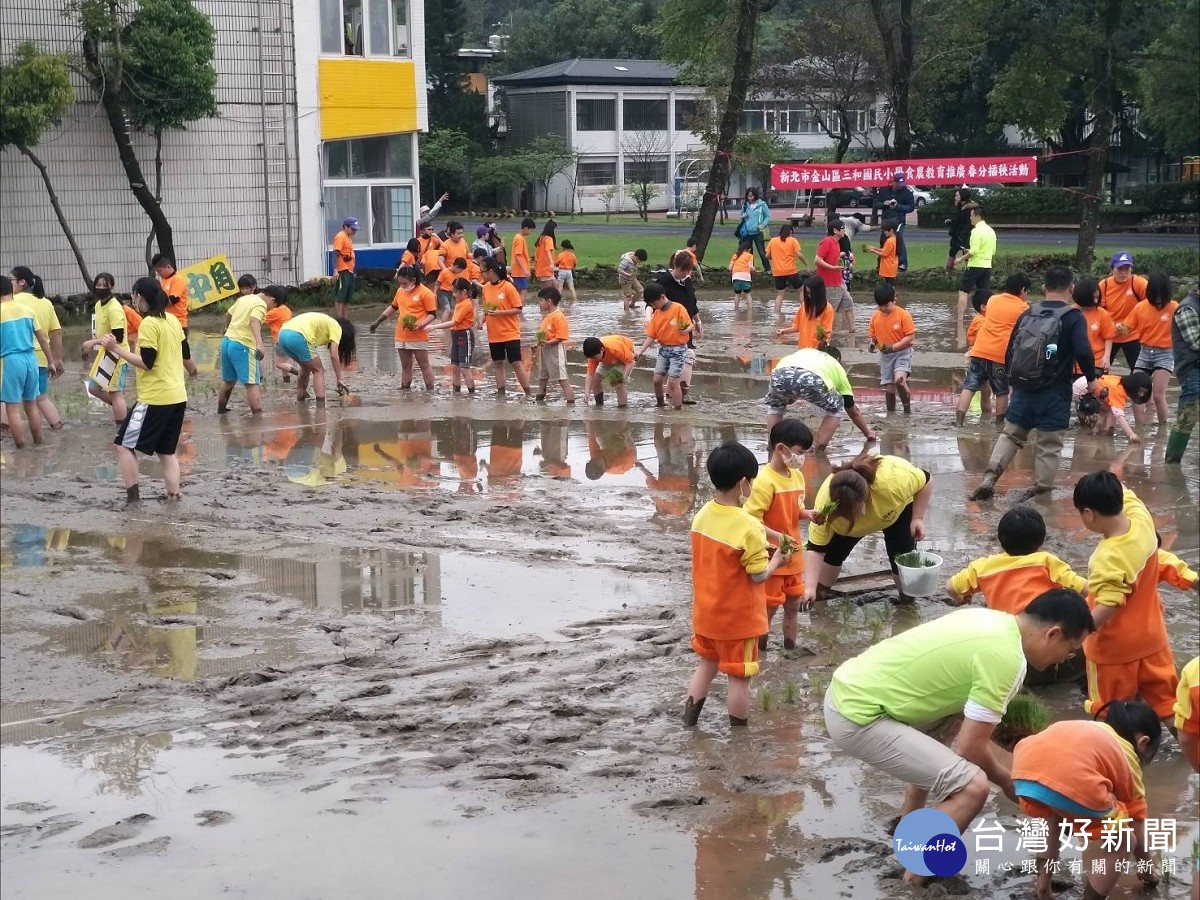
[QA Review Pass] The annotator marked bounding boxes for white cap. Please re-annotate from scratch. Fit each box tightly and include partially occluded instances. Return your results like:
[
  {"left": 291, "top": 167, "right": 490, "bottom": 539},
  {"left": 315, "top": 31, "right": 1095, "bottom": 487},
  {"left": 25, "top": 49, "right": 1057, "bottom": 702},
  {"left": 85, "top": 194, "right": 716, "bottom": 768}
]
[{"left": 419, "top": 205, "right": 430, "bottom": 215}]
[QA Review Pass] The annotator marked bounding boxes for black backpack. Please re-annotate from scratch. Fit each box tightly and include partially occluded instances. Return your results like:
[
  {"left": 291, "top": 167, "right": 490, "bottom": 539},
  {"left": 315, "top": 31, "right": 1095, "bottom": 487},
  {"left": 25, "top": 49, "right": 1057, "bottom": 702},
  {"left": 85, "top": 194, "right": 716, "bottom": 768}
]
[{"left": 1008, "top": 303, "right": 1073, "bottom": 390}]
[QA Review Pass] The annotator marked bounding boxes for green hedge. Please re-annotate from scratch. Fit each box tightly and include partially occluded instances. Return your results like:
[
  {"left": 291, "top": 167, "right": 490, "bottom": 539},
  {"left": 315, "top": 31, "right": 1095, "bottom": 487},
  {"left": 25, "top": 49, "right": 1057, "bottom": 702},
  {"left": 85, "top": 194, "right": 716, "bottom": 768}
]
[
  {"left": 1116, "top": 181, "right": 1200, "bottom": 215},
  {"left": 919, "top": 182, "right": 1200, "bottom": 228}
]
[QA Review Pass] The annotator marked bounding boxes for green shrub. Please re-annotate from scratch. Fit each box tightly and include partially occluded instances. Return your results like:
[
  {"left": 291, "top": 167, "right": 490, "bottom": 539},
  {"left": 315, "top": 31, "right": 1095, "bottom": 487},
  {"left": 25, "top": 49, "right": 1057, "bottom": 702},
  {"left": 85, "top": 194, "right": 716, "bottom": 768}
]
[{"left": 1115, "top": 181, "right": 1200, "bottom": 215}]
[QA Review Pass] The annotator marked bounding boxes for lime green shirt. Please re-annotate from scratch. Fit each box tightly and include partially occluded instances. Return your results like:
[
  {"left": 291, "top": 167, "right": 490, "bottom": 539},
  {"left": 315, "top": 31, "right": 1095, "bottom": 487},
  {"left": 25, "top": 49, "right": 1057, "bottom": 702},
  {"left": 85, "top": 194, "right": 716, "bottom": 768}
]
[
  {"left": 778, "top": 348, "right": 853, "bottom": 396},
  {"left": 969, "top": 220, "right": 997, "bottom": 268},
  {"left": 829, "top": 608, "right": 1026, "bottom": 728}
]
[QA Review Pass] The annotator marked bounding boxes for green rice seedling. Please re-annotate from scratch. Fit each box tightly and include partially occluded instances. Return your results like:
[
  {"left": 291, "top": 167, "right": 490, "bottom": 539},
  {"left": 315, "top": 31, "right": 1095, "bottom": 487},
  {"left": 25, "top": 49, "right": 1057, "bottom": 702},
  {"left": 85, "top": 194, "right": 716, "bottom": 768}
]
[
  {"left": 604, "top": 367, "right": 625, "bottom": 386},
  {"left": 535, "top": 329, "right": 547, "bottom": 345},
  {"left": 895, "top": 551, "right": 939, "bottom": 568},
  {"left": 401, "top": 314, "right": 418, "bottom": 330},
  {"left": 994, "top": 693, "right": 1050, "bottom": 749},
  {"left": 760, "top": 689, "right": 773, "bottom": 711},
  {"left": 783, "top": 682, "right": 798, "bottom": 704},
  {"left": 808, "top": 671, "right": 827, "bottom": 697}
]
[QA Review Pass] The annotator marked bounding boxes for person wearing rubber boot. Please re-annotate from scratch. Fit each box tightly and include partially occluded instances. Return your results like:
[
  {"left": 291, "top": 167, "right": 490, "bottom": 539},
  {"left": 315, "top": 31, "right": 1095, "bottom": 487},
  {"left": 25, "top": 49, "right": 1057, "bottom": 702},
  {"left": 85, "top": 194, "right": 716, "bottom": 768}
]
[
  {"left": 970, "top": 267, "right": 1098, "bottom": 502},
  {"left": 1166, "top": 287, "right": 1200, "bottom": 463}
]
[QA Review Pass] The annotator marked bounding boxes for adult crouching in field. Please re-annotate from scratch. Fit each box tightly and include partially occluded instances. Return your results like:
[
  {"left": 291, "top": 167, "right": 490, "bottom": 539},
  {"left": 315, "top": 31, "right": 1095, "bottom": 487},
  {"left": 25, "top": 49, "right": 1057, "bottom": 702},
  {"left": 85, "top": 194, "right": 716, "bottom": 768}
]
[
  {"left": 276, "top": 312, "right": 356, "bottom": 402},
  {"left": 803, "top": 453, "right": 933, "bottom": 605},
  {"left": 823, "top": 589, "right": 1095, "bottom": 888},
  {"left": 764, "top": 346, "right": 876, "bottom": 451}
]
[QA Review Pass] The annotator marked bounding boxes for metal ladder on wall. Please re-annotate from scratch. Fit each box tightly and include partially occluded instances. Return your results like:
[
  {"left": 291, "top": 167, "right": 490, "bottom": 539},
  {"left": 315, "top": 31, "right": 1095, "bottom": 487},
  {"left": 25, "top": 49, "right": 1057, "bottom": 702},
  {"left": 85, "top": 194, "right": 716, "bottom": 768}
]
[{"left": 255, "top": 0, "right": 299, "bottom": 280}]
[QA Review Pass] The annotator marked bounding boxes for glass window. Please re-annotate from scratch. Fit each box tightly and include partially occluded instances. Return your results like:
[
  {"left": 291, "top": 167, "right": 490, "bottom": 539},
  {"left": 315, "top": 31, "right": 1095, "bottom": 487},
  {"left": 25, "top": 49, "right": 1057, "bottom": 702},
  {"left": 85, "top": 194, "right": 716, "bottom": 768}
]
[
  {"left": 622, "top": 99, "right": 667, "bottom": 131},
  {"left": 392, "top": 0, "right": 410, "bottom": 57},
  {"left": 742, "top": 103, "right": 763, "bottom": 133},
  {"left": 325, "top": 135, "right": 413, "bottom": 179},
  {"left": 320, "top": 0, "right": 342, "bottom": 53},
  {"left": 327, "top": 140, "right": 351, "bottom": 178},
  {"left": 371, "top": 185, "right": 413, "bottom": 244},
  {"left": 576, "top": 99, "right": 615, "bottom": 131},
  {"left": 325, "top": 185, "right": 367, "bottom": 248},
  {"left": 675, "top": 99, "right": 699, "bottom": 131},
  {"left": 342, "top": 0, "right": 365, "bottom": 55},
  {"left": 367, "top": 0, "right": 390, "bottom": 56},
  {"left": 578, "top": 161, "right": 616, "bottom": 186},
  {"left": 625, "top": 158, "right": 669, "bottom": 184}
]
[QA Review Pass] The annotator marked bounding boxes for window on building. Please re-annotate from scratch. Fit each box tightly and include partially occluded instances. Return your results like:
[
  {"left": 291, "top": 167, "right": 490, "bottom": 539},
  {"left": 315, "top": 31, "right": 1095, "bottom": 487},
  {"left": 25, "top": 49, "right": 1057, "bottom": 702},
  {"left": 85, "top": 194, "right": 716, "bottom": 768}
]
[
  {"left": 625, "top": 158, "right": 669, "bottom": 184},
  {"left": 324, "top": 184, "right": 414, "bottom": 247},
  {"left": 742, "top": 103, "right": 764, "bottom": 133},
  {"left": 675, "top": 99, "right": 700, "bottom": 131},
  {"left": 623, "top": 99, "right": 668, "bottom": 131},
  {"left": 321, "top": 0, "right": 409, "bottom": 57},
  {"left": 325, "top": 135, "right": 413, "bottom": 179},
  {"left": 577, "top": 161, "right": 617, "bottom": 186},
  {"left": 576, "top": 98, "right": 616, "bottom": 131}
]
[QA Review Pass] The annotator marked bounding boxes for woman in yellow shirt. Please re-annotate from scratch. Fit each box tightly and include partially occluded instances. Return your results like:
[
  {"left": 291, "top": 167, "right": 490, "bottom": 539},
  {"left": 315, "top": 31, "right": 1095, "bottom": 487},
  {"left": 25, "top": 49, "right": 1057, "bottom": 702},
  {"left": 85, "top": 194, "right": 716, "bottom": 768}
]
[
  {"left": 101, "top": 277, "right": 188, "bottom": 505},
  {"left": 80, "top": 272, "right": 129, "bottom": 424},
  {"left": 277, "top": 310, "right": 356, "bottom": 403}
]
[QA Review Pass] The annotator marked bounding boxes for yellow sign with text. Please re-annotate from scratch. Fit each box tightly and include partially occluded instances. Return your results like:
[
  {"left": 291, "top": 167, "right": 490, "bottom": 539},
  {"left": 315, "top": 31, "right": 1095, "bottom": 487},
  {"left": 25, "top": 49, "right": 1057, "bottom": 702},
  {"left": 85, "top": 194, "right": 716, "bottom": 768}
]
[{"left": 181, "top": 255, "right": 239, "bottom": 311}]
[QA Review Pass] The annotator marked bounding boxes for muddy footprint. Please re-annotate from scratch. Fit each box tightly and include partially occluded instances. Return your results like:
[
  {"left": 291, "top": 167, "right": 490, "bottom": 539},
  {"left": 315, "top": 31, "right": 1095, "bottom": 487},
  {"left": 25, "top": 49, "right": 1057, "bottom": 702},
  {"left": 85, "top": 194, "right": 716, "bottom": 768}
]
[
  {"left": 194, "top": 810, "right": 232, "bottom": 827},
  {"left": 77, "top": 813, "right": 155, "bottom": 849}
]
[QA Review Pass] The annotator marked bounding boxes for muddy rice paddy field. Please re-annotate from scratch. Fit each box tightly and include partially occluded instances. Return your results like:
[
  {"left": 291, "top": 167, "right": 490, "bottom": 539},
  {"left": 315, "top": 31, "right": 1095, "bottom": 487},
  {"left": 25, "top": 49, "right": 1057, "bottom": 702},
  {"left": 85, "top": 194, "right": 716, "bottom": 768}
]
[{"left": 1, "top": 292, "right": 1197, "bottom": 899}]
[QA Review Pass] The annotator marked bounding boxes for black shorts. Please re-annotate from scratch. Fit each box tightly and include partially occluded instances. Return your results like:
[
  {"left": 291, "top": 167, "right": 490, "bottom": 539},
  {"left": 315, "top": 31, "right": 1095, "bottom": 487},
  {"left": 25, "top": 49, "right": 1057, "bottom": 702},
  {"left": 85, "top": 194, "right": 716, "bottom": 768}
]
[
  {"left": 807, "top": 484, "right": 928, "bottom": 574},
  {"left": 450, "top": 329, "right": 474, "bottom": 367},
  {"left": 489, "top": 339, "right": 522, "bottom": 363},
  {"left": 181, "top": 326, "right": 192, "bottom": 361},
  {"left": 773, "top": 273, "right": 803, "bottom": 290},
  {"left": 1113, "top": 340, "right": 1140, "bottom": 370},
  {"left": 115, "top": 401, "right": 186, "bottom": 456},
  {"left": 958, "top": 267, "right": 991, "bottom": 293}
]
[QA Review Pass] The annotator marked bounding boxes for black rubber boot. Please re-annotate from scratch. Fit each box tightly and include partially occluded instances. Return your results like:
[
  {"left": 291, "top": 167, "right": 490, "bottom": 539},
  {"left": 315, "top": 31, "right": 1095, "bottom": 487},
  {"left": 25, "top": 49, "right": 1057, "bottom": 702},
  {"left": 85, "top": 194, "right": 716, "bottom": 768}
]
[
  {"left": 783, "top": 638, "right": 796, "bottom": 650},
  {"left": 758, "top": 634, "right": 769, "bottom": 651},
  {"left": 594, "top": 393, "right": 604, "bottom": 407},
  {"left": 885, "top": 392, "right": 897, "bottom": 412},
  {"left": 682, "top": 696, "right": 706, "bottom": 727},
  {"left": 729, "top": 715, "right": 749, "bottom": 727}
]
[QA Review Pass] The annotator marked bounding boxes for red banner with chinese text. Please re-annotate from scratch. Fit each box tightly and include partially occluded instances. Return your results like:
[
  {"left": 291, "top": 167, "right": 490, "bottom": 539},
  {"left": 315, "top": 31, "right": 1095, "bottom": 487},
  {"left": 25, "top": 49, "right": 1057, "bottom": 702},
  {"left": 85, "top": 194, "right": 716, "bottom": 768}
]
[{"left": 770, "top": 157, "right": 1038, "bottom": 190}]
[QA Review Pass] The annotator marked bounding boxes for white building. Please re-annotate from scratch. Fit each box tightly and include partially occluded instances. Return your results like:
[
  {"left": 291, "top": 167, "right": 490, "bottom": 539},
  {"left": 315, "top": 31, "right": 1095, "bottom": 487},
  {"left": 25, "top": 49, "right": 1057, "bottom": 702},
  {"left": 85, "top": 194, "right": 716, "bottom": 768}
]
[
  {"left": 0, "top": 0, "right": 429, "bottom": 298},
  {"left": 493, "top": 58, "right": 886, "bottom": 215}
]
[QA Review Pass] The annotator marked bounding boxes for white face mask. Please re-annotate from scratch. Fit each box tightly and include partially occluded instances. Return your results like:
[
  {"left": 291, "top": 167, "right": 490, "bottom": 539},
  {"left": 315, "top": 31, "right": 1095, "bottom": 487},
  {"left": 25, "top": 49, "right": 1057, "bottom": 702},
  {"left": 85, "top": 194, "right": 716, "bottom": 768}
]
[{"left": 783, "top": 450, "right": 806, "bottom": 471}]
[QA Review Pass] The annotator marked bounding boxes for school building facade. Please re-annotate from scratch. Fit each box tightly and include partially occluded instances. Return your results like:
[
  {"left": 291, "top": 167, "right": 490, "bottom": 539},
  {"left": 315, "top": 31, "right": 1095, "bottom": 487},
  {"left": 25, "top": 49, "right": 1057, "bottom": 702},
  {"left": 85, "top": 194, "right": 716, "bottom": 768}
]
[
  {"left": 0, "top": 0, "right": 429, "bottom": 297},
  {"left": 492, "top": 58, "right": 887, "bottom": 215}
]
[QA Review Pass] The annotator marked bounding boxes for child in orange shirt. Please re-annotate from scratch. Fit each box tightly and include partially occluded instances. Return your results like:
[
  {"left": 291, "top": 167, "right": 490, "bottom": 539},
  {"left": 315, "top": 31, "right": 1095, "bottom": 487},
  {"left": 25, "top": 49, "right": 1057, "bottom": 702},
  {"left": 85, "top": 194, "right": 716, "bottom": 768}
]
[
  {"left": 685, "top": 441, "right": 787, "bottom": 728},
  {"left": 1130, "top": 273, "right": 1178, "bottom": 427},
  {"left": 582, "top": 334, "right": 635, "bottom": 408},
  {"left": 867, "top": 222, "right": 899, "bottom": 283},
  {"left": 867, "top": 283, "right": 915, "bottom": 413},
  {"left": 743, "top": 419, "right": 814, "bottom": 652},
  {"left": 635, "top": 283, "right": 692, "bottom": 410},
  {"left": 776, "top": 276, "right": 834, "bottom": 349},
  {"left": 947, "top": 506, "right": 1085, "bottom": 611},
  {"left": 262, "top": 285, "right": 299, "bottom": 381},
  {"left": 729, "top": 239, "right": 756, "bottom": 312},
  {"left": 1073, "top": 277, "right": 1116, "bottom": 373},
  {"left": 427, "top": 277, "right": 478, "bottom": 394},
  {"left": 510, "top": 217, "right": 535, "bottom": 300},
  {"left": 436, "top": 258, "right": 468, "bottom": 321},
  {"left": 1074, "top": 471, "right": 1178, "bottom": 725},
  {"left": 554, "top": 239, "right": 578, "bottom": 303},
  {"left": 1073, "top": 371, "right": 1151, "bottom": 442},
  {"left": 369, "top": 265, "right": 437, "bottom": 391},
  {"left": 963, "top": 290, "right": 993, "bottom": 416},
  {"left": 534, "top": 286, "right": 574, "bottom": 405}
]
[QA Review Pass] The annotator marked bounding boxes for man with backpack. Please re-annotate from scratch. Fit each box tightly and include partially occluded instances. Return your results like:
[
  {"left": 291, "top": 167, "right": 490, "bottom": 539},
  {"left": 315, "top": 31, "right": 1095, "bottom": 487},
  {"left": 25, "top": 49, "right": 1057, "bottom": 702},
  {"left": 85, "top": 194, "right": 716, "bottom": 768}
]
[{"left": 969, "top": 266, "right": 1099, "bottom": 501}]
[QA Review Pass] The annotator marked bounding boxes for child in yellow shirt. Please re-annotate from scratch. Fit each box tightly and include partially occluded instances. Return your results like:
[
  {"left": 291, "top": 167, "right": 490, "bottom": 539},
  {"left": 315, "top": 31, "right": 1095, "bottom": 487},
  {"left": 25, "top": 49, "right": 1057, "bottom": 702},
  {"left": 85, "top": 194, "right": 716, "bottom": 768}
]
[
  {"left": 535, "top": 286, "right": 574, "bottom": 404},
  {"left": 743, "top": 419, "right": 814, "bottom": 651}
]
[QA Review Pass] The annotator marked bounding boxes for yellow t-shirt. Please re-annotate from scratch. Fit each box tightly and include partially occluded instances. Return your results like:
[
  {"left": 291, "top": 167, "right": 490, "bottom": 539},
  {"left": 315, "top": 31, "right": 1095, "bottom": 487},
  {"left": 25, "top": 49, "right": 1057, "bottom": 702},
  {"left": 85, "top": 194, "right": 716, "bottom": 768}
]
[
  {"left": 808, "top": 456, "right": 928, "bottom": 542},
  {"left": 14, "top": 292, "right": 59, "bottom": 367},
  {"left": 136, "top": 314, "right": 188, "bottom": 405},
  {"left": 93, "top": 297, "right": 130, "bottom": 351},
  {"left": 282, "top": 312, "right": 342, "bottom": 349},
  {"left": 1173, "top": 656, "right": 1200, "bottom": 735},
  {"left": 225, "top": 293, "right": 268, "bottom": 350}
]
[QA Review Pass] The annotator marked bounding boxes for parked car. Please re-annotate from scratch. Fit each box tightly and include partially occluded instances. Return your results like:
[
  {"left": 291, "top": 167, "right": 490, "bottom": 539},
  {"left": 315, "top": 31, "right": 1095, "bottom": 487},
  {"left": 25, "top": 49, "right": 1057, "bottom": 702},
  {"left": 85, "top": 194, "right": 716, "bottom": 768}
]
[
  {"left": 911, "top": 187, "right": 933, "bottom": 207},
  {"left": 826, "top": 187, "right": 873, "bottom": 208}
]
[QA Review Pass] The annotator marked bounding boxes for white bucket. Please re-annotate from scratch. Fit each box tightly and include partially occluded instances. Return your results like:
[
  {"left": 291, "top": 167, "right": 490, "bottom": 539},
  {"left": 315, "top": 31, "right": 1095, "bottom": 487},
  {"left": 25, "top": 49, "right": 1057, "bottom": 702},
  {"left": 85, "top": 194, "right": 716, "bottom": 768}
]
[{"left": 894, "top": 551, "right": 944, "bottom": 598}]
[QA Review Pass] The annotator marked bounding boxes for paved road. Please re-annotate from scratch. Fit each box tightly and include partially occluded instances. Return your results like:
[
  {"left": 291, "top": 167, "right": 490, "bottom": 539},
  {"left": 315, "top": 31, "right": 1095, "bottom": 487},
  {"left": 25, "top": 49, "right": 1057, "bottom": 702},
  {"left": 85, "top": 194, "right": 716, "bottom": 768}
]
[{"left": 558, "top": 219, "right": 1195, "bottom": 248}]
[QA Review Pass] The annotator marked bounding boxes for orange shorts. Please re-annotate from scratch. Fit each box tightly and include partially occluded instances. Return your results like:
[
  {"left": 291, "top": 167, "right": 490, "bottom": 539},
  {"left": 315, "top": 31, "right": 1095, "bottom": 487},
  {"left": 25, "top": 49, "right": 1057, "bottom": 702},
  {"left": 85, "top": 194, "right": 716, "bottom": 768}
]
[
  {"left": 1085, "top": 644, "right": 1178, "bottom": 718},
  {"left": 765, "top": 572, "right": 805, "bottom": 609},
  {"left": 691, "top": 634, "right": 760, "bottom": 678}
]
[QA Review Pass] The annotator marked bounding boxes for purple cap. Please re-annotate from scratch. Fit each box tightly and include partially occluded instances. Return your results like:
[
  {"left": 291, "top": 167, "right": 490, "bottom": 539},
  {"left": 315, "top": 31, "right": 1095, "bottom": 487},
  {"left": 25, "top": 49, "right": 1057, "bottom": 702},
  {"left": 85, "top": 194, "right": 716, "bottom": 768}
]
[
  {"left": 342, "top": 217, "right": 359, "bottom": 230},
  {"left": 892, "top": 170, "right": 905, "bottom": 183},
  {"left": 1110, "top": 251, "right": 1133, "bottom": 268},
  {"left": 476, "top": 226, "right": 489, "bottom": 237}
]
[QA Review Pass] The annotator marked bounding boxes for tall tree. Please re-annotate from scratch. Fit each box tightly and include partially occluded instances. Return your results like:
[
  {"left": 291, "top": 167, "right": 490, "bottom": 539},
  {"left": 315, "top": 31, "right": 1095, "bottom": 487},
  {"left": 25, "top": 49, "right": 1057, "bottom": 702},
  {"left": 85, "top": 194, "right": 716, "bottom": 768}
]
[
  {"left": 70, "top": 0, "right": 218, "bottom": 266},
  {"left": 0, "top": 42, "right": 92, "bottom": 288},
  {"left": 491, "top": 0, "right": 662, "bottom": 75},
  {"left": 621, "top": 131, "right": 670, "bottom": 220},
  {"left": 661, "top": 0, "right": 778, "bottom": 259},
  {"left": 519, "top": 134, "right": 575, "bottom": 211},
  {"left": 867, "top": 0, "right": 914, "bottom": 158},
  {"left": 426, "top": 0, "right": 490, "bottom": 148},
  {"left": 987, "top": 0, "right": 1156, "bottom": 268},
  {"left": 1137, "top": 0, "right": 1200, "bottom": 156}
]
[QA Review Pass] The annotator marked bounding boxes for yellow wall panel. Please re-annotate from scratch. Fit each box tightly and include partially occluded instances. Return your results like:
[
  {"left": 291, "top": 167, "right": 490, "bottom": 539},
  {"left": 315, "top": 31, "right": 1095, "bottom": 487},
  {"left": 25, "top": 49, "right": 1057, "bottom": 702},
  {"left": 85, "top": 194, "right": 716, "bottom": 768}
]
[{"left": 319, "top": 59, "right": 419, "bottom": 140}]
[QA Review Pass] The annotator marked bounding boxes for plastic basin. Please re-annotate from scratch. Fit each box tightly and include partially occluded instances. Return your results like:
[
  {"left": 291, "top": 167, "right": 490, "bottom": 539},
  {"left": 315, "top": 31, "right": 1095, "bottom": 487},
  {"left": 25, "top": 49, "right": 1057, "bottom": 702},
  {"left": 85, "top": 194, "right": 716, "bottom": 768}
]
[{"left": 894, "top": 551, "right": 944, "bottom": 598}]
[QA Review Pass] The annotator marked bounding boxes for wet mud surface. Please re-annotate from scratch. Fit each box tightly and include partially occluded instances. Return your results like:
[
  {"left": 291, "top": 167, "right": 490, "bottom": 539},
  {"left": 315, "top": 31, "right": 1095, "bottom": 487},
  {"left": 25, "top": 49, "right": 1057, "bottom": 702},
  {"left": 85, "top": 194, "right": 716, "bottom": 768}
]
[{"left": 2, "top": 293, "right": 1197, "bottom": 898}]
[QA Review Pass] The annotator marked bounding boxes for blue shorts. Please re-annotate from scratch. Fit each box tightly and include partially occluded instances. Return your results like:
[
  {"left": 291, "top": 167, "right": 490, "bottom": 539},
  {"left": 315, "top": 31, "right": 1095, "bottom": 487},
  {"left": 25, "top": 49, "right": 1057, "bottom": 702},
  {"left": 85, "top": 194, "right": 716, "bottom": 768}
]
[
  {"left": 511, "top": 276, "right": 529, "bottom": 291},
  {"left": 38, "top": 367, "right": 49, "bottom": 396},
  {"left": 220, "top": 337, "right": 261, "bottom": 385},
  {"left": 1, "top": 353, "right": 39, "bottom": 403},
  {"left": 1013, "top": 780, "right": 1109, "bottom": 818},
  {"left": 732, "top": 279, "right": 753, "bottom": 294},
  {"left": 654, "top": 344, "right": 688, "bottom": 378},
  {"left": 277, "top": 329, "right": 313, "bottom": 363}
]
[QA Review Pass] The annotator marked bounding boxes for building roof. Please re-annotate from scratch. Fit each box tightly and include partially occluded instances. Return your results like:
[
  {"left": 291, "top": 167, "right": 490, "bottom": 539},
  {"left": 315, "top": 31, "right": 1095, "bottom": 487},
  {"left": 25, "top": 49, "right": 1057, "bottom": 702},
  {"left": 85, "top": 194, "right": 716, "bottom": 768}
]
[{"left": 492, "top": 58, "right": 683, "bottom": 88}]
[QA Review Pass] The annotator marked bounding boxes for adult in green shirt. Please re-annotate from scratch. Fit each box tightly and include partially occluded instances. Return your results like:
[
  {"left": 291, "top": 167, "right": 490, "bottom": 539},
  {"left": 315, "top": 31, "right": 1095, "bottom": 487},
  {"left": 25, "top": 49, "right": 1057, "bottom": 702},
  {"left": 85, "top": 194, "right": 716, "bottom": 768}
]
[
  {"left": 765, "top": 346, "right": 876, "bottom": 452},
  {"left": 955, "top": 203, "right": 997, "bottom": 345},
  {"left": 823, "top": 590, "right": 1094, "bottom": 887}
]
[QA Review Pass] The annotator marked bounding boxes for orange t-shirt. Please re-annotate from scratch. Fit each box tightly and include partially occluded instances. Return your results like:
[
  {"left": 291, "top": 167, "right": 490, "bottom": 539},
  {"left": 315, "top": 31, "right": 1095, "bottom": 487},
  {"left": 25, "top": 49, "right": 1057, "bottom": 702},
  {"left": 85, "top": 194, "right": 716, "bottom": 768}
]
[
  {"left": 160, "top": 272, "right": 190, "bottom": 328},
  {"left": 1128, "top": 300, "right": 1178, "bottom": 349},
  {"left": 264, "top": 305, "right": 292, "bottom": 341},
  {"left": 730, "top": 251, "right": 755, "bottom": 277},
  {"left": 586, "top": 334, "right": 635, "bottom": 374},
  {"left": 949, "top": 551, "right": 1086, "bottom": 614},
  {"left": 391, "top": 284, "right": 437, "bottom": 341},
  {"left": 123, "top": 304, "right": 143, "bottom": 339},
  {"left": 1083, "top": 488, "right": 1167, "bottom": 665},
  {"left": 645, "top": 302, "right": 691, "bottom": 347},
  {"left": 437, "top": 267, "right": 460, "bottom": 293},
  {"left": 587, "top": 431, "right": 636, "bottom": 475},
  {"left": 1094, "top": 373, "right": 1130, "bottom": 413},
  {"left": 689, "top": 501, "right": 770, "bottom": 640},
  {"left": 1099, "top": 274, "right": 1147, "bottom": 330},
  {"left": 1013, "top": 720, "right": 1148, "bottom": 822},
  {"left": 534, "top": 237, "right": 556, "bottom": 280},
  {"left": 400, "top": 250, "right": 417, "bottom": 269},
  {"left": 333, "top": 231, "right": 355, "bottom": 273},
  {"left": 539, "top": 307, "right": 568, "bottom": 344},
  {"left": 966, "top": 314, "right": 984, "bottom": 348},
  {"left": 791, "top": 303, "right": 835, "bottom": 349},
  {"left": 877, "top": 236, "right": 898, "bottom": 278},
  {"left": 970, "top": 292, "right": 1030, "bottom": 364},
  {"left": 868, "top": 305, "right": 915, "bottom": 347},
  {"left": 510, "top": 233, "right": 530, "bottom": 278},
  {"left": 465, "top": 259, "right": 482, "bottom": 282},
  {"left": 1080, "top": 306, "right": 1116, "bottom": 368},
  {"left": 766, "top": 237, "right": 803, "bottom": 277},
  {"left": 556, "top": 250, "right": 577, "bottom": 271},
  {"left": 441, "top": 237, "right": 470, "bottom": 269},
  {"left": 422, "top": 245, "right": 443, "bottom": 275},
  {"left": 450, "top": 298, "right": 475, "bottom": 332},
  {"left": 481, "top": 279, "right": 523, "bottom": 343}
]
